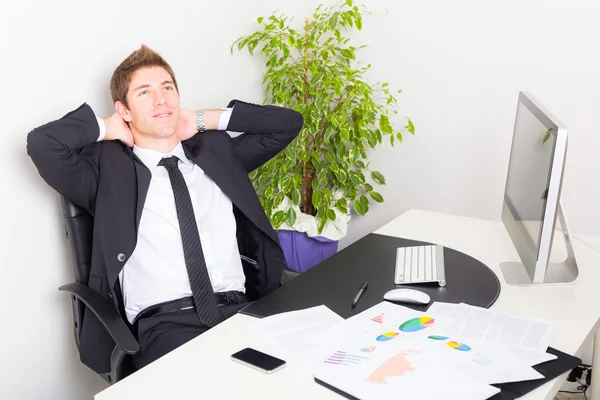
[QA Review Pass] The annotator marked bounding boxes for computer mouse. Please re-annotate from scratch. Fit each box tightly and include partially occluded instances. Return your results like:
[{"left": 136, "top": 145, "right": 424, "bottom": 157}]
[{"left": 383, "top": 288, "right": 431, "bottom": 305}]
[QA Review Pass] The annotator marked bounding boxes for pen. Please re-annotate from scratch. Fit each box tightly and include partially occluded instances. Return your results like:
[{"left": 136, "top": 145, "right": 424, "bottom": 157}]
[{"left": 351, "top": 281, "right": 368, "bottom": 308}]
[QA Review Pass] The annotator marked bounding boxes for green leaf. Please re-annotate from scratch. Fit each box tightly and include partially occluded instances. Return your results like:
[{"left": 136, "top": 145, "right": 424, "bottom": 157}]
[
  {"left": 353, "top": 200, "right": 366, "bottom": 216},
  {"left": 336, "top": 198, "right": 348, "bottom": 214},
  {"left": 318, "top": 169, "right": 328, "bottom": 182},
  {"left": 312, "top": 190, "right": 323, "bottom": 208},
  {"left": 264, "top": 184, "right": 274, "bottom": 199},
  {"left": 405, "top": 118, "right": 415, "bottom": 135},
  {"left": 272, "top": 210, "right": 286, "bottom": 227},
  {"left": 327, "top": 209, "right": 336, "bottom": 221},
  {"left": 273, "top": 192, "right": 285, "bottom": 208},
  {"left": 281, "top": 175, "right": 293, "bottom": 193},
  {"left": 292, "top": 188, "right": 301, "bottom": 205},
  {"left": 396, "top": 132, "right": 403, "bottom": 143},
  {"left": 370, "top": 191, "right": 384, "bottom": 203},
  {"left": 339, "top": 128, "right": 350, "bottom": 141},
  {"left": 312, "top": 179, "right": 319, "bottom": 192},
  {"left": 293, "top": 174, "right": 302, "bottom": 188},
  {"left": 340, "top": 49, "right": 355, "bottom": 59},
  {"left": 334, "top": 169, "right": 348, "bottom": 184},
  {"left": 336, "top": 142, "right": 345, "bottom": 158},
  {"left": 326, "top": 151, "right": 335, "bottom": 164},
  {"left": 371, "top": 171, "right": 386, "bottom": 185},
  {"left": 346, "top": 0, "right": 352, "bottom": 6},
  {"left": 360, "top": 194, "right": 369, "bottom": 207},
  {"left": 257, "top": 17, "right": 264, "bottom": 24},
  {"left": 349, "top": 170, "right": 365, "bottom": 185},
  {"left": 349, "top": 146, "right": 359, "bottom": 162},
  {"left": 317, "top": 217, "right": 327, "bottom": 234},
  {"left": 286, "top": 208, "right": 297, "bottom": 226},
  {"left": 379, "top": 115, "right": 393, "bottom": 134},
  {"left": 346, "top": 184, "right": 357, "bottom": 199}
]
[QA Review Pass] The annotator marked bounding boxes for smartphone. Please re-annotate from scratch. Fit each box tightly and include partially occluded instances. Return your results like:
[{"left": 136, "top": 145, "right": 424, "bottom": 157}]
[{"left": 231, "top": 347, "right": 286, "bottom": 374}]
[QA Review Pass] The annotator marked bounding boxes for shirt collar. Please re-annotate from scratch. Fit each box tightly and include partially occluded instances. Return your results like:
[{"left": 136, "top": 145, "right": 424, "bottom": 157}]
[{"left": 133, "top": 141, "right": 194, "bottom": 171}]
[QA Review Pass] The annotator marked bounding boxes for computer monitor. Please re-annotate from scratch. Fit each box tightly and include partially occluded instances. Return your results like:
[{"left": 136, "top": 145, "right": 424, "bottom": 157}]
[{"left": 500, "top": 92, "right": 578, "bottom": 286}]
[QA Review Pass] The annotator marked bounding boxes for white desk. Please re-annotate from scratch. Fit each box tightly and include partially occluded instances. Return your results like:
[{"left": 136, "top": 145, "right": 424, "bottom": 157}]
[{"left": 95, "top": 209, "right": 600, "bottom": 400}]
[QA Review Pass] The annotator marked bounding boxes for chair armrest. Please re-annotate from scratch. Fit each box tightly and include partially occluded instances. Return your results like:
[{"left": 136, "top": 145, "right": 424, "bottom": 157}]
[{"left": 59, "top": 282, "right": 140, "bottom": 355}]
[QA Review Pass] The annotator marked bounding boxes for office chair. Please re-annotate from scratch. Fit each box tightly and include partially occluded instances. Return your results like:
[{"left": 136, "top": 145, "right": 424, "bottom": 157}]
[
  {"left": 57, "top": 195, "right": 297, "bottom": 384},
  {"left": 58, "top": 195, "right": 139, "bottom": 384}
]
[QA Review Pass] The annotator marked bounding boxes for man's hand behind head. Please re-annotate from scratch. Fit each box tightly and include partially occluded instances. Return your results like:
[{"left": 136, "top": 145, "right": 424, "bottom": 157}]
[
  {"left": 103, "top": 113, "right": 134, "bottom": 147},
  {"left": 176, "top": 108, "right": 225, "bottom": 142},
  {"left": 176, "top": 108, "right": 197, "bottom": 142}
]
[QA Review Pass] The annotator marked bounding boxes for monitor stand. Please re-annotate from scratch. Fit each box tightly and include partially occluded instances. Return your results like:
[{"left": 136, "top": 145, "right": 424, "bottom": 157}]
[{"left": 500, "top": 203, "right": 579, "bottom": 286}]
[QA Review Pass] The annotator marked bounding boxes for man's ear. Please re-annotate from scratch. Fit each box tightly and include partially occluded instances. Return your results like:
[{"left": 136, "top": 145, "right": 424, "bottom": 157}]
[{"left": 115, "top": 101, "right": 132, "bottom": 122}]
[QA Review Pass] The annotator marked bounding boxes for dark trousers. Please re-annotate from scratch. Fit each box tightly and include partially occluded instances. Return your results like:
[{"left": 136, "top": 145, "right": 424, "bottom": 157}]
[{"left": 132, "top": 302, "right": 249, "bottom": 369}]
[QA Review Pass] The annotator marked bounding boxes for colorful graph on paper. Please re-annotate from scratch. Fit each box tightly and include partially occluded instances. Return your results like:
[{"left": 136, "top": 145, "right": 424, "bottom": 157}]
[
  {"left": 371, "top": 313, "right": 384, "bottom": 324},
  {"left": 399, "top": 317, "right": 435, "bottom": 333},
  {"left": 324, "top": 351, "right": 369, "bottom": 366},
  {"left": 447, "top": 341, "right": 471, "bottom": 351},
  {"left": 376, "top": 332, "right": 399, "bottom": 342},
  {"left": 427, "top": 335, "right": 449, "bottom": 341},
  {"left": 365, "top": 349, "right": 420, "bottom": 385}
]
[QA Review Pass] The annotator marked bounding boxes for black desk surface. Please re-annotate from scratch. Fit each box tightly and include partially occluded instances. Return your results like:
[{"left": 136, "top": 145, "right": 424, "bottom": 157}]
[{"left": 241, "top": 233, "right": 501, "bottom": 319}]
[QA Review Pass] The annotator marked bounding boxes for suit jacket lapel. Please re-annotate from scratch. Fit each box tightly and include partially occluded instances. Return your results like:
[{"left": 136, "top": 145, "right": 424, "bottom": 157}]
[
  {"left": 123, "top": 147, "right": 152, "bottom": 230},
  {"left": 134, "top": 161, "right": 151, "bottom": 229}
]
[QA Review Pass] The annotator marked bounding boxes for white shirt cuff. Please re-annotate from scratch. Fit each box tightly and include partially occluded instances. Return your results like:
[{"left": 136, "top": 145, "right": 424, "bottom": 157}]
[
  {"left": 218, "top": 107, "right": 233, "bottom": 131},
  {"left": 96, "top": 117, "right": 106, "bottom": 141}
]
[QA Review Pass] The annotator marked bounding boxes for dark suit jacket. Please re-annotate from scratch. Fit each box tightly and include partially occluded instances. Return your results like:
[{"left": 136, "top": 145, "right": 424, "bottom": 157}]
[{"left": 27, "top": 99, "right": 303, "bottom": 373}]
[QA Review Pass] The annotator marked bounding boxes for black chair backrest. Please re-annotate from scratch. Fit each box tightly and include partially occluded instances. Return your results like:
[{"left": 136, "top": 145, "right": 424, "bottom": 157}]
[{"left": 60, "top": 195, "right": 94, "bottom": 347}]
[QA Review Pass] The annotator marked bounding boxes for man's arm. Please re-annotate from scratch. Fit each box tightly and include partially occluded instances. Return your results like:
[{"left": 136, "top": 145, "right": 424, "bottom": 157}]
[
  {"left": 179, "top": 101, "right": 303, "bottom": 173},
  {"left": 226, "top": 100, "right": 303, "bottom": 173},
  {"left": 26, "top": 103, "right": 132, "bottom": 213}
]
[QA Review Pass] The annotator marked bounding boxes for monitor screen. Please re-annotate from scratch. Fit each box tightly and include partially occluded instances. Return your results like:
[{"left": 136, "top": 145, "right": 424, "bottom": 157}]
[{"left": 504, "top": 102, "right": 556, "bottom": 253}]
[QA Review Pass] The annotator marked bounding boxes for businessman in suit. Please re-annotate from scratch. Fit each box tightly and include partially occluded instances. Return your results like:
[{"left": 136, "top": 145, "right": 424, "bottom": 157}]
[{"left": 27, "top": 45, "right": 303, "bottom": 372}]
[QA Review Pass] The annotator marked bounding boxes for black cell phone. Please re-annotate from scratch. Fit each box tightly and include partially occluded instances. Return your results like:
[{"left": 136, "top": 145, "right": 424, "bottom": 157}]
[{"left": 231, "top": 348, "right": 286, "bottom": 374}]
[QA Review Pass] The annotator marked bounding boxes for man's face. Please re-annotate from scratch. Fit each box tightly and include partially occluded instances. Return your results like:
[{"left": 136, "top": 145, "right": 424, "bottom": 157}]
[{"left": 118, "top": 66, "right": 180, "bottom": 140}]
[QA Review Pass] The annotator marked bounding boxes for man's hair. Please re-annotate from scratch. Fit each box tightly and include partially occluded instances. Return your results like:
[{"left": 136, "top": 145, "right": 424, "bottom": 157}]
[{"left": 110, "top": 44, "right": 179, "bottom": 108}]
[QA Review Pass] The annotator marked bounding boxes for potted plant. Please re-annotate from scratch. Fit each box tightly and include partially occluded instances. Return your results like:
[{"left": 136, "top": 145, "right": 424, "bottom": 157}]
[{"left": 231, "top": 1, "right": 414, "bottom": 272}]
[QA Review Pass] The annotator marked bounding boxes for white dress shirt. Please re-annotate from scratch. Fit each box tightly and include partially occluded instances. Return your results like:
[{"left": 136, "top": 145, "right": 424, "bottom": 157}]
[{"left": 98, "top": 110, "right": 247, "bottom": 324}]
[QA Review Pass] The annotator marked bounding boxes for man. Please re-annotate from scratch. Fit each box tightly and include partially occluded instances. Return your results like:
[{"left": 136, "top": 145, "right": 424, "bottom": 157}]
[{"left": 27, "top": 45, "right": 303, "bottom": 372}]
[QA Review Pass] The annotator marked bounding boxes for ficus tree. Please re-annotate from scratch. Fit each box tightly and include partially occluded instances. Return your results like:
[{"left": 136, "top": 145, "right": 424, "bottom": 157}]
[{"left": 232, "top": 0, "right": 414, "bottom": 233}]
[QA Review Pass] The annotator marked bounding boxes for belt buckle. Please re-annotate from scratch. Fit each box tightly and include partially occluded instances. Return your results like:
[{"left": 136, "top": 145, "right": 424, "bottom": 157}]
[{"left": 217, "top": 293, "right": 229, "bottom": 307}]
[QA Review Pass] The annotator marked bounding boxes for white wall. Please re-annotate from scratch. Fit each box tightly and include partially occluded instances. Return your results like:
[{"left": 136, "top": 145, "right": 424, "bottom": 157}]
[
  {"left": 338, "top": 0, "right": 600, "bottom": 248},
  {"left": 1, "top": 0, "right": 598, "bottom": 398}
]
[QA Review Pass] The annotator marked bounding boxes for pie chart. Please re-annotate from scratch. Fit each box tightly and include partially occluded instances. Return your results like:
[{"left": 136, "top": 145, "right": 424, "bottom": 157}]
[
  {"left": 376, "top": 332, "right": 399, "bottom": 342},
  {"left": 399, "top": 317, "right": 435, "bottom": 333},
  {"left": 427, "top": 335, "right": 449, "bottom": 341},
  {"left": 447, "top": 341, "right": 471, "bottom": 351}
]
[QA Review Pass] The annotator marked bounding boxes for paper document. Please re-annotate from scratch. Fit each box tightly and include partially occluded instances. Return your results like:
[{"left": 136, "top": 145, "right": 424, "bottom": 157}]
[
  {"left": 427, "top": 302, "right": 556, "bottom": 353},
  {"left": 507, "top": 348, "right": 558, "bottom": 366},
  {"left": 310, "top": 302, "right": 504, "bottom": 399},
  {"left": 248, "top": 305, "right": 343, "bottom": 372}
]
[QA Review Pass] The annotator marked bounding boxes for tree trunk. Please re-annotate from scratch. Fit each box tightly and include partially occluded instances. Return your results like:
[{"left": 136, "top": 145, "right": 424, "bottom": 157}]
[{"left": 301, "top": 162, "right": 317, "bottom": 216}]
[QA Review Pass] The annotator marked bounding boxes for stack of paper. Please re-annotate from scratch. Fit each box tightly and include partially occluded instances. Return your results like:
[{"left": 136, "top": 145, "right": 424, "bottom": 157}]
[
  {"left": 249, "top": 302, "right": 558, "bottom": 400},
  {"left": 426, "top": 302, "right": 558, "bottom": 367},
  {"left": 248, "top": 305, "right": 344, "bottom": 373}
]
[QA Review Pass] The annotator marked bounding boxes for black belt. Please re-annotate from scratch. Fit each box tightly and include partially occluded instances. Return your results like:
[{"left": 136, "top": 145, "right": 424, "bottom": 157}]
[{"left": 133, "top": 292, "right": 248, "bottom": 327}]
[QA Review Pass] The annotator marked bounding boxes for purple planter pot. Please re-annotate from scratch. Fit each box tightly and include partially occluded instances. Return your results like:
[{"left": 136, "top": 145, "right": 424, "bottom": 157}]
[{"left": 277, "top": 229, "right": 339, "bottom": 273}]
